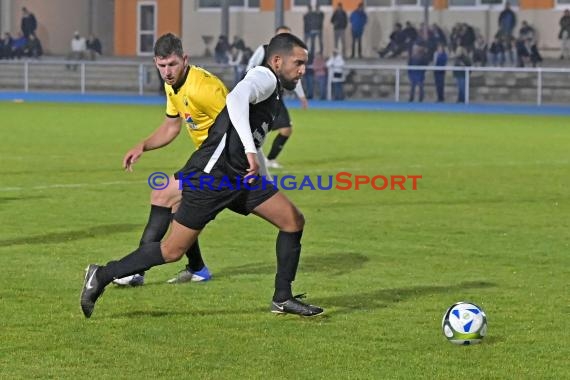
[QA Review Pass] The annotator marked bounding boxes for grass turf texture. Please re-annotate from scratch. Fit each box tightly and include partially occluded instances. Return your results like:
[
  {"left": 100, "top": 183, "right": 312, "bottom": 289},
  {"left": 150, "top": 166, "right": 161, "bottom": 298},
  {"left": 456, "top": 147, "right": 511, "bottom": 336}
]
[{"left": 0, "top": 102, "right": 568, "bottom": 379}]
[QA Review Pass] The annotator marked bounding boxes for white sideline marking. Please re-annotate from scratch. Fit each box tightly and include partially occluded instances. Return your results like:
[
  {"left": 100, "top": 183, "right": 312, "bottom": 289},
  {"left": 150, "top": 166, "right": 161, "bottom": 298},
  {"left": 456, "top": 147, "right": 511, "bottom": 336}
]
[
  {"left": 0, "top": 160, "right": 567, "bottom": 192},
  {"left": 0, "top": 180, "right": 143, "bottom": 192}
]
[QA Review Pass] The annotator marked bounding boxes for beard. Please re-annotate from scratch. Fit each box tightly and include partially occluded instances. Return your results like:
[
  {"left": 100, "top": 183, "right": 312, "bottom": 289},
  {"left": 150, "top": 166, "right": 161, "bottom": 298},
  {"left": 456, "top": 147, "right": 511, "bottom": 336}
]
[{"left": 280, "top": 77, "right": 298, "bottom": 91}]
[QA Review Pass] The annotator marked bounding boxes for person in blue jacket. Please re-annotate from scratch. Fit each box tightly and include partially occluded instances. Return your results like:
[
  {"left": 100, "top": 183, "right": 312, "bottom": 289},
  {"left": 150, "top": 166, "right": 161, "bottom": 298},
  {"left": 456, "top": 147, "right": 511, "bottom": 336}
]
[
  {"left": 433, "top": 43, "right": 448, "bottom": 102},
  {"left": 349, "top": 3, "right": 367, "bottom": 59}
]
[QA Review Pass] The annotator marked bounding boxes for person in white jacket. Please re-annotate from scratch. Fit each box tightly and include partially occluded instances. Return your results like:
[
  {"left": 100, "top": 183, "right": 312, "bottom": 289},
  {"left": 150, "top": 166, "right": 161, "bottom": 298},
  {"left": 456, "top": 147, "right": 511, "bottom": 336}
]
[
  {"left": 246, "top": 25, "right": 308, "bottom": 169},
  {"left": 326, "top": 48, "right": 345, "bottom": 100}
]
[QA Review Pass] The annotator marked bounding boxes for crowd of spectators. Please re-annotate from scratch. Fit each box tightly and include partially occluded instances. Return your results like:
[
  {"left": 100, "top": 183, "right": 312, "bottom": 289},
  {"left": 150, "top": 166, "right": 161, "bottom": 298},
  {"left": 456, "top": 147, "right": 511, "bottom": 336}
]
[
  {"left": 1, "top": 7, "right": 103, "bottom": 63},
  {"left": 377, "top": 1, "right": 570, "bottom": 72},
  {"left": 0, "top": 7, "right": 43, "bottom": 60}
]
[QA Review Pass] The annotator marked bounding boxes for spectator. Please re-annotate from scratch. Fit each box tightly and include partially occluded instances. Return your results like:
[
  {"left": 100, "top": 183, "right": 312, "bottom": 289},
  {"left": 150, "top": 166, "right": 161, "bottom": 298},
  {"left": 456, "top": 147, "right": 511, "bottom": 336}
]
[
  {"left": 449, "top": 23, "right": 462, "bottom": 55},
  {"left": 1, "top": 32, "right": 13, "bottom": 59},
  {"left": 214, "top": 35, "right": 230, "bottom": 64},
  {"left": 501, "top": 32, "right": 515, "bottom": 66},
  {"left": 378, "top": 23, "right": 406, "bottom": 58},
  {"left": 433, "top": 43, "right": 448, "bottom": 102},
  {"left": 331, "top": 3, "right": 348, "bottom": 56},
  {"left": 402, "top": 22, "right": 418, "bottom": 53},
  {"left": 515, "top": 36, "right": 530, "bottom": 67},
  {"left": 453, "top": 47, "right": 471, "bottom": 103},
  {"left": 11, "top": 32, "right": 27, "bottom": 59},
  {"left": 86, "top": 34, "right": 102, "bottom": 60},
  {"left": 327, "top": 48, "right": 345, "bottom": 100},
  {"left": 21, "top": 7, "right": 37, "bottom": 38},
  {"left": 407, "top": 44, "right": 428, "bottom": 102},
  {"left": 226, "top": 45, "right": 245, "bottom": 87},
  {"left": 231, "top": 35, "right": 246, "bottom": 51},
  {"left": 498, "top": 2, "right": 517, "bottom": 40},
  {"left": 431, "top": 23, "right": 447, "bottom": 47},
  {"left": 313, "top": 52, "right": 328, "bottom": 100},
  {"left": 305, "top": 4, "right": 324, "bottom": 54},
  {"left": 24, "top": 33, "right": 43, "bottom": 59},
  {"left": 303, "top": 5, "right": 314, "bottom": 49},
  {"left": 529, "top": 39, "right": 543, "bottom": 67},
  {"left": 66, "top": 31, "right": 86, "bottom": 70},
  {"left": 349, "top": 3, "right": 367, "bottom": 59},
  {"left": 459, "top": 23, "right": 476, "bottom": 54},
  {"left": 314, "top": 4, "right": 325, "bottom": 54},
  {"left": 423, "top": 24, "right": 438, "bottom": 59},
  {"left": 559, "top": 10, "right": 570, "bottom": 60},
  {"left": 473, "top": 35, "right": 488, "bottom": 66},
  {"left": 519, "top": 20, "right": 535, "bottom": 41},
  {"left": 489, "top": 35, "right": 505, "bottom": 66}
]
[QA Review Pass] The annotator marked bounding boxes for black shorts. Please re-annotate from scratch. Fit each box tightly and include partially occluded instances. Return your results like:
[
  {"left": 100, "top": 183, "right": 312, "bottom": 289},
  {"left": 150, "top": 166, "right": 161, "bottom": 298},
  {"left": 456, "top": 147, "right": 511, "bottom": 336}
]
[
  {"left": 271, "top": 99, "right": 291, "bottom": 131},
  {"left": 174, "top": 174, "right": 279, "bottom": 230}
]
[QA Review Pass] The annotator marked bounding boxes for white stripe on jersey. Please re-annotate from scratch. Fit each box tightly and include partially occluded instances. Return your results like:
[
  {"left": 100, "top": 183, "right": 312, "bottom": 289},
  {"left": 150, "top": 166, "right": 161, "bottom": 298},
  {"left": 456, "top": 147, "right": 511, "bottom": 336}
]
[{"left": 203, "top": 133, "right": 227, "bottom": 174}]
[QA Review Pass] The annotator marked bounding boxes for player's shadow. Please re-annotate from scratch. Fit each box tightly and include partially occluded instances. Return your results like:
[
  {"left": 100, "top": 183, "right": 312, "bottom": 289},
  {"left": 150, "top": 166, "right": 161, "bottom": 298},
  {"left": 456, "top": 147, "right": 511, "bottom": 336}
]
[
  {"left": 317, "top": 280, "right": 496, "bottom": 315},
  {"left": 0, "top": 223, "right": 140, "bottom": 247},
  {"left": 215, "top": 252, "right": 370, "bottom": 277}
]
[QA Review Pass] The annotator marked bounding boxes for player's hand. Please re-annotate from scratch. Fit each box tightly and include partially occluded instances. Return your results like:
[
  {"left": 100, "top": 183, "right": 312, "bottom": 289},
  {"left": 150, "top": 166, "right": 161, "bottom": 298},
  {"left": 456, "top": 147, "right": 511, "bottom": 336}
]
[
  {"left": 300, "top": 97, "right": 308, "bottom": 110},
  {"left": 244, "top": 152, "right": 259, "bottom": 183},
  {"left": 123, "top": 144, "right": 144, "bottom": 172}
]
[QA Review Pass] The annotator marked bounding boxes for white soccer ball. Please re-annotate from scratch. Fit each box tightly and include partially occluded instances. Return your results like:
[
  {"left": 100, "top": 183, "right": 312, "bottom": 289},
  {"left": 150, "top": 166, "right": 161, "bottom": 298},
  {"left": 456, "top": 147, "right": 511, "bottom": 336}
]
[{"left": 441, "top": 302, "right": 487, "bottom": 345}]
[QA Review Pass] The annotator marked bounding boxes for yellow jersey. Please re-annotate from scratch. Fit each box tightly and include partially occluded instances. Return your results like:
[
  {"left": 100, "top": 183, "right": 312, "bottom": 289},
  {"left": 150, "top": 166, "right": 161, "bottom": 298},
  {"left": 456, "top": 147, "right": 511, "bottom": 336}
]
[{"left": 165, "top": 65, "right": 228, "bottom": 148}]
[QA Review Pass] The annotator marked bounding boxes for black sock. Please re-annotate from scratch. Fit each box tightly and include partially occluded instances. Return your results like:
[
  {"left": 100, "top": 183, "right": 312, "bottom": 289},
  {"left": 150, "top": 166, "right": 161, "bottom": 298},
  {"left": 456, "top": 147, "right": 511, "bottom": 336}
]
[
  {"left": 140, "top": 205, "right": 172, "bottom": 245},
  {"left": 97, "top": 242, "right": 166, "bottom": 285},
  {"left": 185, "top": 240, "right": 205, "bottom": 272},
  {"left": 134, "top": 205, "right": 171, "bottom": 276},
  {"left": 273, "top": 230, "right": 303, "bottom": 302},
  {"left": 267, "top": 134, "right": 289, "bottom": 160}
]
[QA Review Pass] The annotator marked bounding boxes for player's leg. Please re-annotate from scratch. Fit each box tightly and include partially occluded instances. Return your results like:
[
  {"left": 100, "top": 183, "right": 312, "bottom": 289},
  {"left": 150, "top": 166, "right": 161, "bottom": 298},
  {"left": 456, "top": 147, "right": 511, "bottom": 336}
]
[
  {"left": 80, "top": 221, "right": 201, "bottom": 318},
  {"left": 113, "top": 176, "right": 210, "bottom": 285},
  {"left": 166, "top": 180, "right": 212, "bottom": 284},
  {"left": 113, "top": 176, "right": 178, "bottom": 286},
  {"left": 265, "top": 101, "right": 292, "bottom": 169},
  {"left": 250, "top": 191, "right": 323, "bottom": 316}
]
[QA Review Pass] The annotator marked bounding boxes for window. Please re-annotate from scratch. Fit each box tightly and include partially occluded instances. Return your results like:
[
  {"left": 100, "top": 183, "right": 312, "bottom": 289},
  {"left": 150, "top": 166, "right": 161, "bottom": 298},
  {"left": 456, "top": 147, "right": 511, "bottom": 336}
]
[
  {"left": 198, "top": 0, "right": 259, "bottom": 8},
  {"left": 138, "top": 2, "right": 156, "bottom": 55},
  {"left": 448, "top": 0, "right": 519, "bottom": 6},
  {"left": 366, "top": 0, "right": 392, "bottom": 6}
]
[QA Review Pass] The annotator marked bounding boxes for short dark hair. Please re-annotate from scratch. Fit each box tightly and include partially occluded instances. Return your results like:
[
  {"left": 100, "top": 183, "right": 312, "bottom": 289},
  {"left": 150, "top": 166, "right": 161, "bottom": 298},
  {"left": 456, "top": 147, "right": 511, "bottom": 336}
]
[
  {"left": 266, "top": 33, "right": 307, "bottom": 61},
  {"left": 154, "top": 33, "right": 184, "bottom": 58},
  {"left": 275, "top": 25, "right": 291, "bottom": 33}
]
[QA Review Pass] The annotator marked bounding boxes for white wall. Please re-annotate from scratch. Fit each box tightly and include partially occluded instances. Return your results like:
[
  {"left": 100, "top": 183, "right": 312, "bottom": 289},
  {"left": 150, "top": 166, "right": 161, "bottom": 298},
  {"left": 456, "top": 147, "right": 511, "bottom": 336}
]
[{"left": 181, "top": 0, "right": 567, "bottom": 60}]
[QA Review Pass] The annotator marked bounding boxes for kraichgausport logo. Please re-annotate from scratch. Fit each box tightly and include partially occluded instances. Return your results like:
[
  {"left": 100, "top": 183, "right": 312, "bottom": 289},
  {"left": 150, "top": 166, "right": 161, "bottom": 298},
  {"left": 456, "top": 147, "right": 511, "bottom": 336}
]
[{"left": 147, "top": 171, "right": 422, "bottom": 191}]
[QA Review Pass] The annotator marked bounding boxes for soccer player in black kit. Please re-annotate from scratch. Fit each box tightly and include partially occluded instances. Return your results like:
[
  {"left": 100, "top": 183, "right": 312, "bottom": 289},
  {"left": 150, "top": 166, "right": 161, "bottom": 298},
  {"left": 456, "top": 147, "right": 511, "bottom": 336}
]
[{"left": 81, "top": 33, "right": 324, "bottom": 318}]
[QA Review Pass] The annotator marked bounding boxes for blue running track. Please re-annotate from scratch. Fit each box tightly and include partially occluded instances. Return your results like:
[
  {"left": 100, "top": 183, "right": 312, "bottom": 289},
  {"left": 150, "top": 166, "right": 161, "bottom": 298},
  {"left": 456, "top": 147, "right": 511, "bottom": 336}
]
[{"left": 2, "top": 91, "right": 570, "bottom": 116}]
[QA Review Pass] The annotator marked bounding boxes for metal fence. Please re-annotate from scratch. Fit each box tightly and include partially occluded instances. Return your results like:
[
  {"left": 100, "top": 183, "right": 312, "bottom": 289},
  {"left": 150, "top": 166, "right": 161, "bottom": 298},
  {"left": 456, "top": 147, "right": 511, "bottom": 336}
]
[{"left": 2, "top": 59, "right": 570, "bottom": 105}]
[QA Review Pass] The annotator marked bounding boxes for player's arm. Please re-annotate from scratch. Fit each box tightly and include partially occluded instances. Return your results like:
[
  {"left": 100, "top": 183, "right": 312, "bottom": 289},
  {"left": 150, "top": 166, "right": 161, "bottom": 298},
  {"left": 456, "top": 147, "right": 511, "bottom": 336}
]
[
  {"left": 123, "top": 116, "right": 182, "bottom": 171},
  {"left": 226, "top": 67, "right": 276, "bottom": 179}
]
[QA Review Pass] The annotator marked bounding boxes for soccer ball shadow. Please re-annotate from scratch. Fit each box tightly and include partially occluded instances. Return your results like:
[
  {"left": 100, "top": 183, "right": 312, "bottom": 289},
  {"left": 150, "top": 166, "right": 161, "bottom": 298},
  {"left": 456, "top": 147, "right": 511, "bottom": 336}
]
[{"left": 316, "top": 281, "right": 496, "bottom": 315}]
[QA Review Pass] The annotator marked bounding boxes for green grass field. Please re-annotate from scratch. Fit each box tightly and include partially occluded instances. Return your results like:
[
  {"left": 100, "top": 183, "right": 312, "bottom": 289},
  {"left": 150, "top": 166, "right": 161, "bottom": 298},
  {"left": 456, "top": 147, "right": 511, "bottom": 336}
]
[{"left": 0, "top": 102, "right": 568, "bottom": 379}]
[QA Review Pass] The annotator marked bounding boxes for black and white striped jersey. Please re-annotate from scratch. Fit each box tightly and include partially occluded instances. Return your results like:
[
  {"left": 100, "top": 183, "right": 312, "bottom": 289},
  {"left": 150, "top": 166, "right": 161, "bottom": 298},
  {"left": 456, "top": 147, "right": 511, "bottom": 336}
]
[{"left": 178, "top": 65, "right": 283, "bottom": 181}]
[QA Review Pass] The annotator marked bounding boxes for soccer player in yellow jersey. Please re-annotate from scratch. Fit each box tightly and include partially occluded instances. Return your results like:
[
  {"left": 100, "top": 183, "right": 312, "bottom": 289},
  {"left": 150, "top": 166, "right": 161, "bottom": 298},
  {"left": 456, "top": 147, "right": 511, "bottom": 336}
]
[{"left": 113, "top": 33, "right": 228, "bottom": 286}]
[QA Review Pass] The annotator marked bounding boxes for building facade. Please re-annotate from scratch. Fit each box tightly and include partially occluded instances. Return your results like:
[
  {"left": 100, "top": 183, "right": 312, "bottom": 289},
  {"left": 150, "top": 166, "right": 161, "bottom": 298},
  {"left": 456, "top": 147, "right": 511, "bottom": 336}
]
[{"left": 0, "top": 0, "right": 568, "bottom": 57}]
